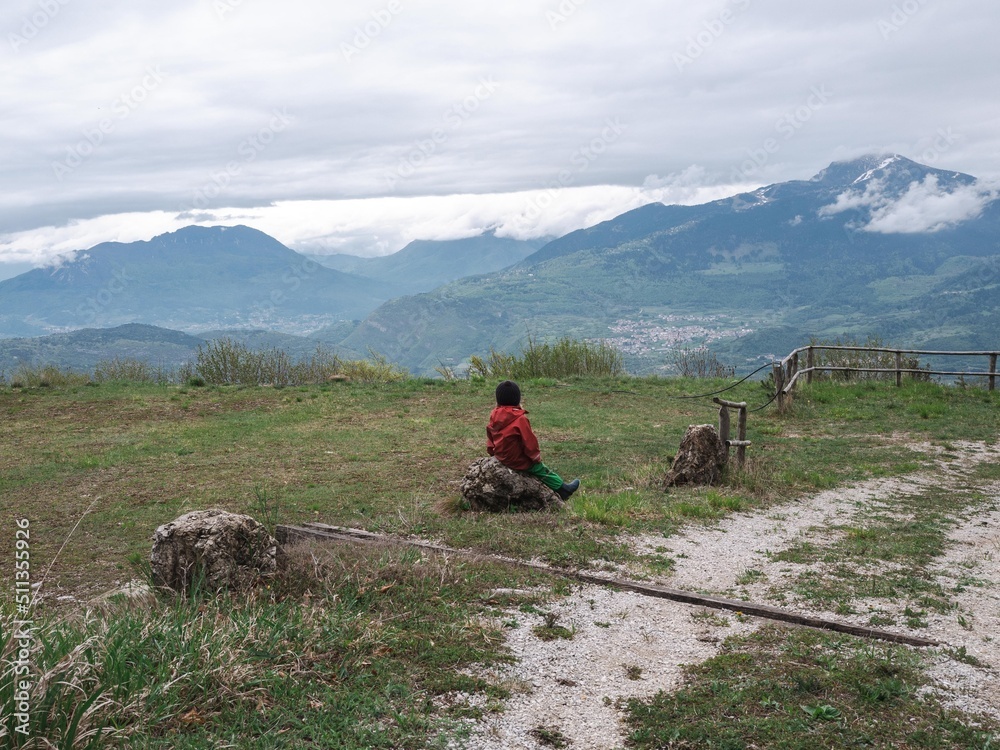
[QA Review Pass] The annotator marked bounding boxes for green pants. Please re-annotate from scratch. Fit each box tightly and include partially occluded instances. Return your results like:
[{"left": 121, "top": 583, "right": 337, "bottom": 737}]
[{"left": 528, "top": 462, "right": 564, "bottom": 490}]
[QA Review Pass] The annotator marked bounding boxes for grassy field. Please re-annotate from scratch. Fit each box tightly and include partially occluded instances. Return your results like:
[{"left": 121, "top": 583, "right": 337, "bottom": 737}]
[{"left": 2, "top": 375, "right": 1000, "bottom": 747}]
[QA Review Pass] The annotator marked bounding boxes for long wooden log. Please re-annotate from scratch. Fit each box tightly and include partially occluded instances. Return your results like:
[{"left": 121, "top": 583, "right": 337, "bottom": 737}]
[{"left": 276, "top": 523, "right": 943, "bottom": 649}]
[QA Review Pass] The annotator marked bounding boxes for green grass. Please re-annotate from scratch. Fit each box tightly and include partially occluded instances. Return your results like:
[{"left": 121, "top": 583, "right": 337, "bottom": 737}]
[
  {"left": 771, "top": 486, "right": 988, "bottom": 624},
  {"left": 2, "top": 376, "right": 998, "bottom": 596},
  {"left": 3, "top": 375, "right": 1000, "bottom": 747},
  {"left": 625, "top": 626, "right": 1000, "bottom": 749},
  {"left": 1, "top": 544, "right": 552, "bottom": 749}
]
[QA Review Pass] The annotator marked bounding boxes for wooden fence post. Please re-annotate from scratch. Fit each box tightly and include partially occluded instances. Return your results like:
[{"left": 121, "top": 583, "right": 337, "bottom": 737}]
[
  {"left": 773, "top": 364, "right": 785, "bottom": 410},
  {"left": 718, "top": 403, "right": 731, "bottom": 465},
  {"left": 807, "top": 347, "right": 815, "bottom": 385},
  {"left": 714, "top": 398, "right": 751, "bottom": 470},
  {"left": 736, "top": 404, "right": 748, "bottom": 469},
  {"left": 990, "top": 354, "right": 997, "bottom": 392},
  {"left": 895, "top": 351, "right": 902, "bottom": 388}
]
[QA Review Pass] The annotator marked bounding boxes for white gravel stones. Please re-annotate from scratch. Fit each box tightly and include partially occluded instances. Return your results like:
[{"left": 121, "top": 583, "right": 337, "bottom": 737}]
[{"left": 455, "top": 587, "right": 759, "bottom": 750}]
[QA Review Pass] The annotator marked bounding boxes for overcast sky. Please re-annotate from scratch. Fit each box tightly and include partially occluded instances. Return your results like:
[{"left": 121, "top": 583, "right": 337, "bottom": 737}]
[{"left": 1, "top": 0, "right": 998, "bottom": 266}]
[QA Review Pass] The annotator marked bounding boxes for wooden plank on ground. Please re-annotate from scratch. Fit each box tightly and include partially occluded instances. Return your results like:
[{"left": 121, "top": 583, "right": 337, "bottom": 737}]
[{"left": 275, "top": 523, "right": 943, "bottom": 649}]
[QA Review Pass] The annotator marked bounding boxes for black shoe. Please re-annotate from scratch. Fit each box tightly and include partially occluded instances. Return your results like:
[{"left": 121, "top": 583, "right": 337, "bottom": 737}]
[{"left": 557, "top": 479, "right": 580, "bottom": 501}]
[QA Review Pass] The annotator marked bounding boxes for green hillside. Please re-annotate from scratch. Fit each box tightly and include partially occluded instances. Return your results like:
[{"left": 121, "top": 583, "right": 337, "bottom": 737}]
[
  {"left": 313, "top": 231, "right": 547, "bottom": 295},
  {"left": 0, "top": 324, "right": 204, "bottom": 374}
]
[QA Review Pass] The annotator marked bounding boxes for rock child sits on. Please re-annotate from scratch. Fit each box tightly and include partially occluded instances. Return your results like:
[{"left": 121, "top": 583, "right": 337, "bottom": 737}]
[{"left": 486, "top": 380, "right": 580, "bottom": 501}]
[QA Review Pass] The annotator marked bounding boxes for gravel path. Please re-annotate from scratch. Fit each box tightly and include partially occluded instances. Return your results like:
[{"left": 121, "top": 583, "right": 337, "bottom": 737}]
[
  {"left": 454, "top": 440, "right": 1000, "bottom": 749},
  {"left": 451, "top": 588, "right": 759, "bottom": 750}
]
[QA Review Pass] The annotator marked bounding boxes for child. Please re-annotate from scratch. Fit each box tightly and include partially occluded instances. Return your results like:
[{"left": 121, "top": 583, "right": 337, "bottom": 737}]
[{"left": 486, "top": 380, "right": 580, "bottom": 500}]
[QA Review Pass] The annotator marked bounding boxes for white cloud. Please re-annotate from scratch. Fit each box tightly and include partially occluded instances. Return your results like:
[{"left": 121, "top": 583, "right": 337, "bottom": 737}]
[
  {"left": 819, "top": 175, "right": 998, "bottom": 234},
  {"left": 866, "top": 178, "right": 996, "bottom": 233},
  {"left": 0, "top": 178, "right": 749, "bottom": 265},
  {"left": 817, "top": 178, "right": 887, "bottom": 217}
]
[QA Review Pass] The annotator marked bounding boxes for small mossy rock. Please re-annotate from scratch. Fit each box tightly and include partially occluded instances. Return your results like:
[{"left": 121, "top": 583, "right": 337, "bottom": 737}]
[
  {"left": 664, "top": 424, "right": 727, "bottom": 487},
  {"left": 460, "top": 456, "right": 564, "bottom": 512},
  {"left": 150, "top": 509, "right": 277, "bottom": 593}
]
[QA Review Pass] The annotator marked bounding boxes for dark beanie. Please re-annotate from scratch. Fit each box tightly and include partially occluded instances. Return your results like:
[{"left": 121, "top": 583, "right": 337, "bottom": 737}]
[{"left": 495, "top": 380, "right": 521, "bottom": 406}]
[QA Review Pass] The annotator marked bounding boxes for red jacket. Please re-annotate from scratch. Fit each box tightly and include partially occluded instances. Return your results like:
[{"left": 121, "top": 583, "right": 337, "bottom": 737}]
[{"left": 486, "top": 406, "right": 541, "bottom": 471}]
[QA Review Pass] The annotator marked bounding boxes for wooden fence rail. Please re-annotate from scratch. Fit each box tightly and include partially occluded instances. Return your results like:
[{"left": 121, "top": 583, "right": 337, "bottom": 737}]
[{"left": 775, "top": 346, "right": 1000, "bottom": 408}]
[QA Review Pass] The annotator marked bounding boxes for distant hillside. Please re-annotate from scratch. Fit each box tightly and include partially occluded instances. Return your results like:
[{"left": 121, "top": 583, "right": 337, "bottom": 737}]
[
  {"left": 340, "top": 155, "right": 1000, "bottom": 374},
  {"left": 0, "top": 324, "right": 368, "bottom": 375},
  {"left": 0, "top": 324, "right": 204, "bottom": 373},
  {"left": 0, "top": 225, "right": 397, "bottom": 338},
  {"left": 312, "top": 231, "right": 547, "bottom": 295}
]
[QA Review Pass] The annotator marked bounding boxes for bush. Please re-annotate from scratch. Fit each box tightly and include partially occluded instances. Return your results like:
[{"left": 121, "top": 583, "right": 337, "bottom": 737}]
[
  {"left": 92, "top": 357, "right": 168, "bottom": 384},
  {"left": 468, "top": 336, "right": 625, "bottom": 379},
  {"left": 667, "top": 347, "right": 735, "bottom": 379},
  {"left": 7, "top": 364, "right": 90, "bottom": 388},
  {"left": 194, "top": 339, "right": 407, "bottom": 386}
]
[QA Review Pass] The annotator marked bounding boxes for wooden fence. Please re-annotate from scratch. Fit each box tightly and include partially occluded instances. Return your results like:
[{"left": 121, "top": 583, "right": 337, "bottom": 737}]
[
  {"left": 775, "top": 346, "right": 1000, "bottom": 408},
  {"left": 714, "top": 397, "right": 750, "bottom": 469}
]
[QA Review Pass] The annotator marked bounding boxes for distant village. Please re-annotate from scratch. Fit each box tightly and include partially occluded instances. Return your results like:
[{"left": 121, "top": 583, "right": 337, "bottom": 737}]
[{"left": 607, "top": 314, "right": 755, "bottom": 356}]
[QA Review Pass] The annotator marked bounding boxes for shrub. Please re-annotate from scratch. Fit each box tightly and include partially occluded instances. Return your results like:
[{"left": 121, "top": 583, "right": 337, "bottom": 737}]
[
  {"left": 337, "top": 350, "right": 408, "bottom": 383},
  {"left": 8, "top": 364, "right": 90, "bottom": 388},
  {"left": 468, "top": 336, "right": 624, "bottom": 379},
  {"left": 194, "top": 339, "right": 407, "bottom": 386},
  {"left": 93, "top": 357, "right": 168, "bottom": 384},
  {"left": 667, "top": 347, "right": 735, "bottom": 379}
]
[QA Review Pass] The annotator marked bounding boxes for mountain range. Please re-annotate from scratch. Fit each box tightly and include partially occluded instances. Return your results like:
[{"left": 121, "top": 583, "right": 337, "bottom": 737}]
[
  {"left": 0, "top": 227, "right": 544, "bottom": 340},
  {"left": 0, "top": 226, "right": 386, "bottom": 338},
  {"left": 1, "top": 154, "right": 998, "bottom": 375},
  {"left": 310, "top": 231, "right": 547, "bottom": 296},
  {"left": 342, "top": 155, "right": 1000, "bottom": 372}
]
